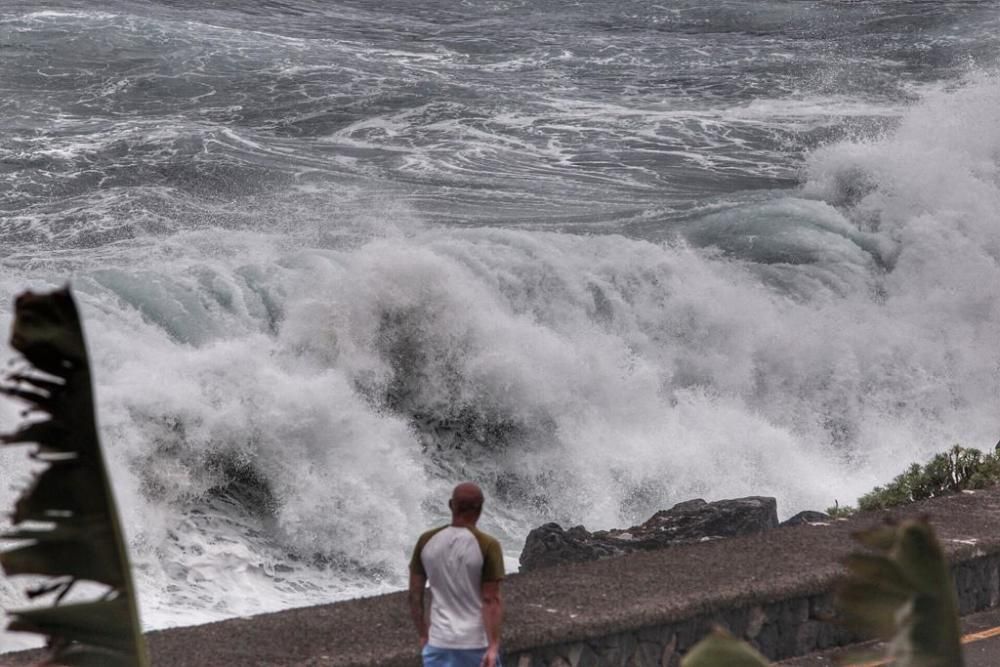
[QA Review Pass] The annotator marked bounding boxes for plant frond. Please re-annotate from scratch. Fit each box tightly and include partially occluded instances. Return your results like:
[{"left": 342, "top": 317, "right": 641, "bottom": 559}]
[
  {"left": 0, "top": 287, "right": 149, "bottom": 666},
  {"left": 836, "top": 518, "right": 963, "bottom": 667},
  {"left": 681, "top": 628, "right": 771, "bottom": 666}
]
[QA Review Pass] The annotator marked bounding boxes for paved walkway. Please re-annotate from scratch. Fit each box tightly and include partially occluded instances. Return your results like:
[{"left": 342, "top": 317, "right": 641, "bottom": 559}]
[{"left": 7, "top": 487, "right": 1000, "bottom": 665}]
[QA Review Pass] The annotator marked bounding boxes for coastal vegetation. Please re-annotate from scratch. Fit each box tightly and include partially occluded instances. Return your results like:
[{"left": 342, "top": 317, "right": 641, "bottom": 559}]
[
  {"left": 0, "top": 288, "right": 148, "bottom": 666},
  {"left": 828, "top": 444, "right": 1000, "bottom": 517}
]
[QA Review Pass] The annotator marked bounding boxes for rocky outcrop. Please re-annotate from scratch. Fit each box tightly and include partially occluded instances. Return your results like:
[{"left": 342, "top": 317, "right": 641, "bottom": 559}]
[
  {"left": 780, "top": 510, "right": 830, "bottom": 527},
  {"left": 519, "top": 496, "right": 780, "bottom": 571}
]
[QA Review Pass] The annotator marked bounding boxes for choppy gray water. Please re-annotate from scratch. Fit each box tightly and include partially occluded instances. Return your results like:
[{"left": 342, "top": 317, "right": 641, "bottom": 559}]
[{"left": 2, "top": 0, "right": 1000, "bottom": 649}]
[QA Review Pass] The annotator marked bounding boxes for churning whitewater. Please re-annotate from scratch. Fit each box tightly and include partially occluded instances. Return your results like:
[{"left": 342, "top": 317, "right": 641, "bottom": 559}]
[{"left": 2, "top": 0, "right": 1000, "bottom": 651}]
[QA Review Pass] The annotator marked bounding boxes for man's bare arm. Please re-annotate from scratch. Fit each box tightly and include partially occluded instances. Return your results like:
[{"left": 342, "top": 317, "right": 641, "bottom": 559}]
[
  {"left": 409, "top": 571, "right": 428, "bottom": 647},
  {"left": 480, "top": 580, "right": 503, "bottom": 667}
]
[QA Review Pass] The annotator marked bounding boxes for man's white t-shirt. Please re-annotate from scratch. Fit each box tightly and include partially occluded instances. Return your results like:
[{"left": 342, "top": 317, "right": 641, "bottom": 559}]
[{"left": 410, "top": 525, "right": 505, "bottom": 649}]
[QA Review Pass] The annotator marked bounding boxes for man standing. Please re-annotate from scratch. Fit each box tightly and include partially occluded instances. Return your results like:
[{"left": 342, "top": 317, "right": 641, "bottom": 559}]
[{"left": 409, "top": 482, "right": 505, "bottom": 667}]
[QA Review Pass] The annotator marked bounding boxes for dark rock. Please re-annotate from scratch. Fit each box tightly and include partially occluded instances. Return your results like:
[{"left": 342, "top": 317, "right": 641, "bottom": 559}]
[
  {"left": 780, "top": 510, "right": 831, "bottom": 527},
  {"left": 519, "top": 496, "right": 779, "bottom": 571},
  {"left": 632, "top": 496, "right": 779, "bottom": 541},
  {"left": 668, "top": 498, "right": 709, "bottom": 512},
  {"left": 518, "top": 523, "right": 626, "bottom": 570}
]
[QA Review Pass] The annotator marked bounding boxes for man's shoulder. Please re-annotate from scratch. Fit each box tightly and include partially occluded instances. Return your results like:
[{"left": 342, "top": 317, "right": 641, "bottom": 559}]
[
  {"left": 467, "top": 526, "right": 502, "bottom": 550},
  {"left": 415, "top": 525, "right": 450, "bottom": 549},
  {"left": 415, "top": 525, "right": 503, "bottom": 555},
  {"left": 469, "top": 527, "right": 505, "bottom": 581}
]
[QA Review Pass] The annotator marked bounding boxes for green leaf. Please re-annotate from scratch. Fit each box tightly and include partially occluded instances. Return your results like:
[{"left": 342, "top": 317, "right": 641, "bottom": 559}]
[
  {"left": 2, "top": 522, "right": 85, "bottom": 542},
  {"left": 50, "top": 645, "right": 136, "bottom": 667},
  {"left": 1, "top": 419, "right": 71, "bottom": 449},
  {"left": 852, "top": 524, "right": 900, "bottom": 552},
  {"left": 0, "top": 527, "right": 121, "bottom": 586},
  {"left": 836, "top": 578, "right": 910, "bottom": 638},
  {"left": 0, "top": 385, "right": 55, "bottom": 413},
  {"left": 681, "top": 629, "right": 770, "bottom": 667},
  {"left": 7, "top": 371, "right": 65, "bottom": 395},
  {"left": 9, "top": 289, "right": 87, "bottom": 374},
  {"left": 0, "top": 287, "right": 149, "bottom": 666},
  {"left": 842, "top": 553, "right": 913, "bottom": 595},
  {"left": 892, "top": 525, "right": 962, "bottom": 665},
  {"left": 12, "top": 461, "right": 108, "bottom": 523},
  {"left": 899, "top": 594, "right": 963, "bottom": 667},
  {"left": 835, "top": 519, "right": 964, "bottom": 667},
  {"left": 7, "top": 598, "right": 135, "bottom": 653},
  {"left": 894, "top": 521, "right": 956, "bottom": 600}
]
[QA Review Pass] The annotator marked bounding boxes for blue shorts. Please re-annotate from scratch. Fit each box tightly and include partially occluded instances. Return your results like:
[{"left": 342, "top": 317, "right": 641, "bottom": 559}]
[{"left": 422, "top": 644, "right": 502, "bottom": 667}]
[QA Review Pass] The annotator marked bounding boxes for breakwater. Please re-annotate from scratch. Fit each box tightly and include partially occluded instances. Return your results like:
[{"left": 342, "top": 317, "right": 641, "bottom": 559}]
[{"left": 9, "top": 486, "right": 1000, "bottom": 666}]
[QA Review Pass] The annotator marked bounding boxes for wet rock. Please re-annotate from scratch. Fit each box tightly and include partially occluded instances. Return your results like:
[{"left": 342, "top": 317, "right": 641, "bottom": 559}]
[
  {"left": 519, "top": 496, "right": 779, "bottom": 571},
  {"left": 780, "top": 510, "right": 831, "bottom": 527},
  {"left": 518, "top": 523, "right": 623, "bottom": 570}
]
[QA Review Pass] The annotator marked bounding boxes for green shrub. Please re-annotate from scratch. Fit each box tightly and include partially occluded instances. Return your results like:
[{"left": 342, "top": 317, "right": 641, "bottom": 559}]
[{"left": 858, "top": 445, "right": 1000, "bottom": 512}]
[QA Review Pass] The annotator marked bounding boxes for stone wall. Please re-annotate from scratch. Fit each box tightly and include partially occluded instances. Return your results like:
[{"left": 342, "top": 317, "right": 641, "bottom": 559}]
[
  {"left": 9, "top": 489, "right": 1000, "bottom": 666},
  {"left": 507, "top": 553, "right": 1000, "bottom": 667}
]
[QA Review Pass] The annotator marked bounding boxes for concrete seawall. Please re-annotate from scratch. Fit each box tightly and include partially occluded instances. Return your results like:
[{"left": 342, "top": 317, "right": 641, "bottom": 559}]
[{"left": 8, "top": 487, "right": 1000, "bottom": 666}]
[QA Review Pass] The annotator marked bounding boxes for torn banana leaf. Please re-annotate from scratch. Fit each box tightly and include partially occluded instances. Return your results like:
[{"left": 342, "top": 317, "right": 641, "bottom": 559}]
[
  {"left": 7, "top": 598, "right": 135, "bottom": 652},
  {"left": 12, "top": 462, "right": 108, "bottom": 523},
  {"left": 0, "top": 288, "right": 149, "bottom": 666},
  {"left": 1, "top": 529, "right": 121, "bottom": 586},
  {"left": 1, "top": 419, "right": 72, "bottom": 451},
  {"left": 43, "top": 645, "right": 136, "bottom": 667}
]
